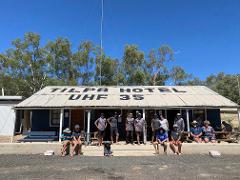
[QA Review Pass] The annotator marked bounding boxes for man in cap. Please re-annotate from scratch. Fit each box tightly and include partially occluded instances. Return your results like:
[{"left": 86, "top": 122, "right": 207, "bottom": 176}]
[
  {"left": 107, "top": 112, "right": 119, "bottom": 144},
  {"left": 151, "top": 113, "right": 161, "bottom": 143},
  {"left": 202, "top": 120, "right": 216, "bottom": 143},
  {"left": 71, "top": 124, "right": 83, "bottom": 157},
  {"left": 95, "top": 113, "right": 107, "bottom": 146},
  {"left": 170, "top": 124, "right": 182, "bottom": 155},
  {"left": 190, "top": 120, "right": 202, "bottom": 143},
  {"left": 61, "top": 127, "right": 72, "bottom": 156},
  {"left": 174, "top": 113, "right": 185, "bottom": 133},
  {"left": 134, "top": 112, "right": 145, "bottom": 145}
]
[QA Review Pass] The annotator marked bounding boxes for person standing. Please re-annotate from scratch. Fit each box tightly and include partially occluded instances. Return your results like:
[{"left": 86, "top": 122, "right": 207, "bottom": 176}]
[
  {"left": 95, "top": 113, "right": 107, "bottom": 146},
  {"left": 107, "top": 112, "right": 119, "bottom": 144},
  {"left": 151, "top": 114, "right": 161, "bottom": 143},
  {"left": 125, "top": 113, "right": 134, "bottom": 144},
  {"left": 174, "top": 113, "right": 185, "bottom": 132},
  {"left": 134, "top": 113, "right": 145, "bottom": 145},
  {"left": 159, "top": 114, "right": 169, "bottom": 132}
]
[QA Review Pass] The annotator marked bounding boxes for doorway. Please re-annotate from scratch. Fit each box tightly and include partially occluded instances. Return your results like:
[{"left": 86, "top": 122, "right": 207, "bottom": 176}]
[{"left": 70, "top": 109, "right": 85, "bottom": 131}]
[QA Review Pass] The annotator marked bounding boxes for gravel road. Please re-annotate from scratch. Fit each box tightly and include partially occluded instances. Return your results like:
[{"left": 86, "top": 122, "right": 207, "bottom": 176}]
[{"left": 0, "top": 154, "right": 240, "bottom": 180}]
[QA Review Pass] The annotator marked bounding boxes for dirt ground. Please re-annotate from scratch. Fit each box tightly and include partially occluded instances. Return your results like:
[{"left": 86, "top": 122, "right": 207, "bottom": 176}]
[{"left": 0, "top": 154, "right": 240, "bottom": 180}]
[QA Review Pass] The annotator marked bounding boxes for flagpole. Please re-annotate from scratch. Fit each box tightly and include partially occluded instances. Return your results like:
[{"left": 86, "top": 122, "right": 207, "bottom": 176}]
[{"left": 99, "top": 0, "right": 104, "bottom": 86}]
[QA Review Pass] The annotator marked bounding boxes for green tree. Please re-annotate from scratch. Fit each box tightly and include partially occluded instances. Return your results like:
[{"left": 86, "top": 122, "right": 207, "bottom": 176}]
[
  {"left": 146, "top": 45, "right": 174, "bottom": 85},
  {"left": 205, "top": 73, "right": 240, "bottom": 104},
  {"left": 46, "top": 38, "right": 77, "bottom": 85},
  {"left": 170, "top": 66, "right": 192, "bottom": 85},
  {"left": 122, "top": 45, "right": 147, "bottom": 85},
  {"left": 0, "top": 32, "right": 48, "bottom": 96}
]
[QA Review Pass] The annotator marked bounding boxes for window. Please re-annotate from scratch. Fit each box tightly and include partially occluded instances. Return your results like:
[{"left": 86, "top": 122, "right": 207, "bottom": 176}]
[{"left": 50, "top": 109, "right": 61, "bottom": 127}]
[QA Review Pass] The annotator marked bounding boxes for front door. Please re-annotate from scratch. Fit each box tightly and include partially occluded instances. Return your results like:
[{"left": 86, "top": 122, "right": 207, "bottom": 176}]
[{"left": 71, "top": 109, "right": 85, "bottom": 131}]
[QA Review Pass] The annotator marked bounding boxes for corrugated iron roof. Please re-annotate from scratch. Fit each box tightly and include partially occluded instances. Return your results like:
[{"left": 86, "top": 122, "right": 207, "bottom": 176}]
[{"left": 15, "top": 86, "right": 239, "bottom": 109}]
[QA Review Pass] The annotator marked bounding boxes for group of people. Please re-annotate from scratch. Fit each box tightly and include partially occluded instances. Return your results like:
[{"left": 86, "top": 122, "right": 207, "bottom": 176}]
[
  {"left": 94, "top": 112, "right": 145, "bottom": 146},
  {"left": 152, "top": 113, "right": 184, "bottom": 155},
  {"left": 60, "top": 111, "right": 233, "bottom": 157},
  {"left": 61, "top": 124, "right": 83, "bottom": 157}
]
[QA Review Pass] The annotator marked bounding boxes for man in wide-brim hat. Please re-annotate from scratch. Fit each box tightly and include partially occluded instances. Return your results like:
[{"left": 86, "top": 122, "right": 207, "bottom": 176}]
[
  {"left": 190, "top": 120, "right": 202, "bottom": 143},
  {"left": 61, "top": 127, "right": 72, "bottom": 156},
  {"left": 202, "top": 120, "right": 216, "bottom": 143}
]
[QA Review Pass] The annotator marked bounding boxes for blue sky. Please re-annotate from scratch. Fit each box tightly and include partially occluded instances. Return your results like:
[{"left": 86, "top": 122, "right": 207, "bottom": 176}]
[{"left": 0, "top": 0, "right": 239, "bottom": 79}]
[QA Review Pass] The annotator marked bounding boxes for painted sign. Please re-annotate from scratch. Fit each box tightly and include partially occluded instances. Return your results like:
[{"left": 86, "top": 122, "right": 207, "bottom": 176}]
[{"left": 49, "top": 87, "right": 187, "bottom": 101}]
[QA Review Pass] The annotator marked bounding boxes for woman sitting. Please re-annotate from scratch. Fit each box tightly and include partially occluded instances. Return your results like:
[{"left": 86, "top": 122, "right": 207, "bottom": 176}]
[
  {"left": 71, "top": 124, "right": 83, "bottom": 157},
  {"left": 153, "top": 127, "right": 168, "bottom": 155},
  {"left": 202, "top": 120, "right": 216, "bottom": 143}
]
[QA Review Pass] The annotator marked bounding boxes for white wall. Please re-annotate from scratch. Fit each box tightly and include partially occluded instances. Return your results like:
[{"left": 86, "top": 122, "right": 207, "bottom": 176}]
[{"left": 0, "top": 105, "right": 15, "bottom": 136}]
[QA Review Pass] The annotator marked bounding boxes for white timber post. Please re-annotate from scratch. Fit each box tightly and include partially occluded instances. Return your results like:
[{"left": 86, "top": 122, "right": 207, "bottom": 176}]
[
  {"left": 86, "top": 110, "right": 91, "bottom": 145},
  {"left": 59, "top": 109, "right": 64, "bottom": 142},
  {"left": 186, "top": 109, "right": 190, "bottom": 132},
  {"left": 143, "top": 109, "right": 147, "bottom": 144}
]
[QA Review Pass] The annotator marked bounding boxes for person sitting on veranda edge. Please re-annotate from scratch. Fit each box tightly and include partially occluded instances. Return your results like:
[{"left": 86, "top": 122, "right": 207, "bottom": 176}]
[
  {"left": 221, "top": 121, "right": 233, "bottom": 138},
  {"left": 202, "top": 120, "right": 216, "bottom": 143},
  {"left": 153, "top": 127, "right": 168, "bottom": 155},
  {"left": 71, "top": 124, "right": 83, "bottom": 157},
  {"left": 190, "top": 120, "right": 202, "bottom": 143},
  {"left": 170, "top": 124, "right": 182, "bottom": 155},
  {"left": 61, "top": 127, "right": 72, "bottom": 156}
]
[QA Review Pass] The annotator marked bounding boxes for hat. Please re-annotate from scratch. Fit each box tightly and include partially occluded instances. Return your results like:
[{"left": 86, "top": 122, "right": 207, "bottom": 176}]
[
  {"left": 192, "top": 120, "right": 198, "bottom": 125},
  {"left": 74, "top": 124, "right": 80, "bottom": 129},
  {"left": 63, "top": 128, "right": 71, "bottom": 133},
  {"left": 176, "top": 113, "right": 181, "bottom": 116},
  {"left": 173, "top": 124, "right": 178, "bottom": 128},
  {"left": 203, "top": 120, "right": 210, "bottom": 125}
]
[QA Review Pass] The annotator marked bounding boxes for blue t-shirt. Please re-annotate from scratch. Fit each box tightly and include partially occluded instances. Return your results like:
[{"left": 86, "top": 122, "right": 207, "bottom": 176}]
[
  {"left": 190, "top": 127, "right": 202, "bottom": 135},
  {"left": 61, "top": 133, "right": 72, "bottom": 141},
  {"left": 156, "top": 131, "right": 168, "bottom": 141}
]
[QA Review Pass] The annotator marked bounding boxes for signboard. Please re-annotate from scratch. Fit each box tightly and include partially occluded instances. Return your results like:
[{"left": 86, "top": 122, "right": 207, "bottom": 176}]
[{"left": 49, "top": 87, "right": 187, "bottom": 101}]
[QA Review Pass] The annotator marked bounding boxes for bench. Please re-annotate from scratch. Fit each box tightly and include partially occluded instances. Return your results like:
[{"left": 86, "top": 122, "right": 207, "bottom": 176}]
[{"left": 18, "top": 131, "right": 58, "bottom": 142}]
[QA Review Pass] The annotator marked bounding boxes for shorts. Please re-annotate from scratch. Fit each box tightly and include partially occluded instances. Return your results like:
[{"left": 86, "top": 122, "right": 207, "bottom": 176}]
[
  {"left": 98, "top": 130, "right": 105, "bottom": 138},
  {"left": 203, "top": 136, "right": 216, "bottom": 141},
  {"left": 156, "top": 137, "right": 168, "bottom": 143},
  {"left": 62, "top": 140, "right": 71, "bottom": 144},
  {"left": 110, "top": 127, "right": 119, "bottom": 136}
]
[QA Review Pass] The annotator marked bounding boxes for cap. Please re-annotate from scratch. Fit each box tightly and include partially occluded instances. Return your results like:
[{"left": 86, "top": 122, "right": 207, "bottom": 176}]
[{"left": 177, "top": 113, "right": 181, "bottom": 116}]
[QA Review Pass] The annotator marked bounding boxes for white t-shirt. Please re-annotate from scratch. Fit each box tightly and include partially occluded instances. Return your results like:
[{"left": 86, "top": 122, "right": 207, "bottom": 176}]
[{"left": 160, "top": 119, "right": 169, "bottom": 131}]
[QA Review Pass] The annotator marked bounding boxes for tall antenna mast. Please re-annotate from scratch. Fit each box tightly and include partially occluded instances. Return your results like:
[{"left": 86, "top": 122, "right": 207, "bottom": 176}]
[{"left": 99, "top": 0, "right": 104, "bottom": 86}]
